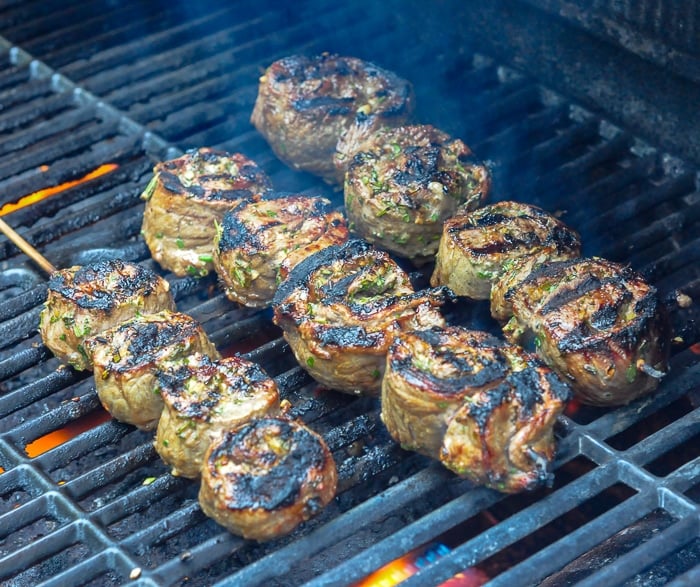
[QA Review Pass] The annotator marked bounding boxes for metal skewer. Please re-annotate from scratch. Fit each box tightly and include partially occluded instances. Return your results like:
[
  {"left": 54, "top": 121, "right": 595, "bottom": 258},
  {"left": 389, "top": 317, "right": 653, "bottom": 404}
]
[{"left": 0, "top": 216, "right": 56, "bottom": 274}]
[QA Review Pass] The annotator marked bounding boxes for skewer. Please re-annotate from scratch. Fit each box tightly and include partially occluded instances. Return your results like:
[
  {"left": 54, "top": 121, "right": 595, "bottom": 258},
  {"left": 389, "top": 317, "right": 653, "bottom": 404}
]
[{"left": 0, "top": 217, "right": 56, "bottom": 274}]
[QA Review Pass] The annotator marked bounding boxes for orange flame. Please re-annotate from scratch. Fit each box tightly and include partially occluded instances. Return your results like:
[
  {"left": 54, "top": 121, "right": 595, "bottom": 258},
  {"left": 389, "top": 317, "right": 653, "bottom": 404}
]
[
  {"left": 24, "top": 407, "right": 113, "bottom": 458},
  {"left": 0, "top": 163, "right": 119, "bottom": 217},
  {"left": 354, "top": 543, "right": 488, "bottom": 587}
]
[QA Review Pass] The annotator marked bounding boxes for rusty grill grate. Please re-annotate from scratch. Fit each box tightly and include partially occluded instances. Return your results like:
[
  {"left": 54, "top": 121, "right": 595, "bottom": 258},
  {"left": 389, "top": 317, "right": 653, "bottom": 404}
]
[{"left": 0, "top": 1, "right": 699, "bottom": 586}]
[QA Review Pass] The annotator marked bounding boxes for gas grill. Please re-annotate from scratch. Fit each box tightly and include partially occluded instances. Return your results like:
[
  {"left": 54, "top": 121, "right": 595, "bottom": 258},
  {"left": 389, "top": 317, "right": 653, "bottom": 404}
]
[{"left": 1, "top": 1, "right": 699, "bottom": 585}]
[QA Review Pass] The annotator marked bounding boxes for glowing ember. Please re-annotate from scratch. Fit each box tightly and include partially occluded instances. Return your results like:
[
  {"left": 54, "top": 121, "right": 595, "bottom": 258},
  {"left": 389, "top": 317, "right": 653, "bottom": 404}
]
[
  {"left": 24, "top": 407, "right": 112, "bottom": 458},
  {"left": 354, "top": 543, "right": 488, "bottom": 587},
  {"left": 0, "top": 163, "right": 119, "bottom": 217}
]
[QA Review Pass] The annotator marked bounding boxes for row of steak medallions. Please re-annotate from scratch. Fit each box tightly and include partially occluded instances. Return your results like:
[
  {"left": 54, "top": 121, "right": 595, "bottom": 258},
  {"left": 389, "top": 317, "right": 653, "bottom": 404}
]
[{"left": 38, "top": 259, "right": 337, "bottom": 541}]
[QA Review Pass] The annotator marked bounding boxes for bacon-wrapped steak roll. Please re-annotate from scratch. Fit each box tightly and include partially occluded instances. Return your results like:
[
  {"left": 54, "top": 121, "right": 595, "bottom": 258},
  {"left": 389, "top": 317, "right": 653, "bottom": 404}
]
[
  {"left": 199, "top": 417, "right": 337, "bottom": 541},
  {"left": 251, "top": 54, "right": 414, "bottom": 184},
  {"left": 273, "top": 239, "right": 449, "bottom": 396},
  {"left": 155, "top": 354, "right": 280, "bottom": 478},
  {"left": 39, "top": 259, "right": 175, "bottom": 371},
  {"left": 439, "top": 341, "right": 572, "bottom": 493},
  {"left": 212, "top": 193, "right": 349, "bottom": 308},
  {"left": 141, "top": 147, "right": 272, "bottom": 277},
  {"left": 502, "top": 257, "right": 670, "bottom": 406},
  {"left": 431, "top": 201, "right": 580, "bottom": 300},
  {"left": 83, "top": 310, "right": 219, "bottom": 431},
  {"left": 381, "top": 328, "right": 509, "bottom": 458},
  {"left": 345, "top": 125, "right": 490, "bottom": 265}
]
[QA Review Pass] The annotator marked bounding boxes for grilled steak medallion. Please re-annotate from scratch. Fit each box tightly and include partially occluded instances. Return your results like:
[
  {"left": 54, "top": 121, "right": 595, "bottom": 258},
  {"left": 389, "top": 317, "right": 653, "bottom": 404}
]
[
  {"left": 141, "top": 147, "right": 272, "bottom": 277},
  {"left": 502, "top": 257, "right": 669, "bottom": 406},
  {"left": 39, "top": 259, "right": 175, "bottom": 371},
  {"left": 251, "top": 54, "right": 414, "bottom": 183},
  {"left": 272, "top": 239, "right": 449, "bottom": 396},
  {"left": 213, "top": 193, "right": 349, "bottom": 308},
  {"left": 84, "top": 310, "right": 219, "bottom": 431},
  {"left": 431, "top": 201, "right": 580, "bottom": 300},
  {"left": 345, "top": 125, "right": 490, "bottom": 265},
  {"left": 381, "top": 326, "right": 571, "bottom": 493},
  {"left": 439, "top": 343, "right": 571, "bottom": 493},
  {"left": 199, "top": 417, "right": 337, "bottom": 541},
  {"left": 381, "top": 328, "right": 507, "bottom": 458},
  {"left": 155, "top": 354, "right": 280, "bottom": 478}
]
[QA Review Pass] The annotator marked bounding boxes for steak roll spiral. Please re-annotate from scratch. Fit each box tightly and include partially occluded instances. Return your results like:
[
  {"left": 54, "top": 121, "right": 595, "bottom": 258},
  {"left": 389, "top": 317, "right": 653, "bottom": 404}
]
[
  {"left": 344, "top": 125, "right": 490, "bottom": 265},
  {"left": 39, "top": 259, "right": 175, "bottom": 371},
  {"left": 199, "top": 417, "right": 337, "bottom": 541},
  {"left": 212, "top": 193, "right": 349, "bottom": 308},
  {"left": 381, "top": 326, "right": 572, "bottom": 493},
  {"left": 83, "top": 310, "right": 219, "bottom": 431},
  {"left": 155, "top": 353, "right": 280, "bottom": 478},
  {"left": 251, "top": 54, "right": 414, "bottom": 184},
  {"left": 272, "top": 239, "right": 449, "bottom": 396},
  {"left": 141, "top": 147, "right": 272, "bottom": 277},
  {"left": 431, "top": 201, "right": 581, "bottom": 300},
  {"left": 502, "top": 257, "right": 670, "bottom": 406}
]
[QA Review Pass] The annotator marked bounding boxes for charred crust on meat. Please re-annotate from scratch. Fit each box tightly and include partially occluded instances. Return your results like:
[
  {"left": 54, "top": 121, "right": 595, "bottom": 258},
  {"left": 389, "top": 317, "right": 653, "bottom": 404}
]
[
  {"left": 48, "top": 259, "right": 162, "bottom": 311},
  {"left": 157, "top": 355, "right": 270, "bottom": 420},
  {"left": 315, "top": 326, "right": 385, "bottom": 349},
  {"left": 273, "top": 240, "right": 373, "bottom": 307},
  {"left": 217, "top": 194, "right": 334, "bottom": 253},
  {"left": 154, "top": 148, "right": 272, "bottom": 202},
  {"left": 208, "top": 418, "right": 326, "bottom": 510},
  {"left": 102, "top": 319, "right": 201, "bottom": 372}
]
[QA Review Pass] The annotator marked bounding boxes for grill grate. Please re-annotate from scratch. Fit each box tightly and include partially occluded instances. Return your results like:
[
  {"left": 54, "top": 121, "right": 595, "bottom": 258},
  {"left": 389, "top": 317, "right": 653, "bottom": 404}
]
[{"left": 0, "top": 1, "right": 699, "bottom": 586}]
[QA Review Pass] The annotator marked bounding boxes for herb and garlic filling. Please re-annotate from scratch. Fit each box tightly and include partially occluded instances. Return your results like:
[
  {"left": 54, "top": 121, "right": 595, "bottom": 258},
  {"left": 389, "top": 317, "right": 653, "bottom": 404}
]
[
  {"left": 431, "top": 200, "right": 581, "bottom": 300},
  {"left": 272, "top": 239, "right": 450, "bottom": 396},
  {"left": 155, "top": 353, "right": 280, "bottom": 478},
  {"left": 140, "top": 147, "right": 272, "bottom": 277},
  {"left": 381, "top": 326, "right": 572, "bottom": 493},
  {"left": 84, "top": 310, "right": 219, "bottom": 431},
  {"left": 39, "top": 259, "right": 175, "bottom": 370},
  {"left": 344, "top": 125, "right": 490, "bottom": 265},
  {"left": 251, "top": 54, "right": 414, "bottom": 184},
  {"left": 502, "top": 257, "right": 669, "bottom": 406},
  {"left": 212, "top": 193, "right": 348, "bottom": 308},
  {"left": 199, "top": 417, "right": 337, "bottom": 541}
]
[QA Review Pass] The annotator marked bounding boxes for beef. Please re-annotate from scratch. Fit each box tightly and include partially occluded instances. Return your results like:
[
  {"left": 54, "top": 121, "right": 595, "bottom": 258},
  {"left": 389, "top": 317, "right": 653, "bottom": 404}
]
[
  {"left": 381, "top": 326, "right": 572, "bottom": 493},
  {"left": 251, "top": 54, "right": 414, "bottom": 184},
  {"left": 272, "top": 239, "right": 449, "bottom": 396},
  {"left": 212, "top": 193, "right": 348, "bottom": 308},
  {"left": 154, "top": 353, "right": 280, "bottom": 478},
  {"left": 38, "top": 259, "right": 175, "bottom": 370},
  {"left": 502, "top": 257, "right": 670, "bottom": 406},
  {"left": 431, "top": 200, "right": 581, "bottom": 300},
  {"left": 141, "top": 147, "right": 272, "bottom": 277},
  {"left": 345, "top": 124, "right": 490, "bottom": 265},
  {"left": 199, "top": 417, "right": 337, "bottom": 541},
  {"left": 83, "top": 310, "right": 219, "bottom": 431}
]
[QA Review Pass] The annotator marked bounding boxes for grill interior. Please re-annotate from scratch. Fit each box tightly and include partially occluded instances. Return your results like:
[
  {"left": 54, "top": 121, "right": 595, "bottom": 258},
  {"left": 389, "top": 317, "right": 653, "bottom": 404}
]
[{"left": 1, "top": 1, "right": 699, "bottom": 586}]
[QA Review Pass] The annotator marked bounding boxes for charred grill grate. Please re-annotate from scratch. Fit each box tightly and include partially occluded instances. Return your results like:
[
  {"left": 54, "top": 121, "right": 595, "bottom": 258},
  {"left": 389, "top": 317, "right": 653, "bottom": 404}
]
[{"left": 0, "top": 1, "right": 699, "bottom": 585}]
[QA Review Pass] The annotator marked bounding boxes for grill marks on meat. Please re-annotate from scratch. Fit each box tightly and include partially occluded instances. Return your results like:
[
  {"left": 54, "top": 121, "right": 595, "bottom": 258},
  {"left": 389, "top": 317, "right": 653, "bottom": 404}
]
[
  {"left": 83, "top": 310, "right": 219, "bottom": 431},
  {"left": 381, "top": 326, "right": 571, "bottom": 493},
  {"left": 141, "top": 148, "right": 272, "bottom": 277},
  {"left": 502, "top": 258, "right": 669, "bottom": 406},
  {"left": 345, "top": 125, "right": 490, "bottom": 265},
  {"left": 155, "top": 353, "right": 280, "bottom": 478},
  {"left": 39, "top": 259, "right": 175, "bottom": 370},
  {"left": 213, "top": 194, "right": 349, "bottom": 308},
  {"left": 381, "top": 328, "right": 508, "bottom": 458},
  {"left": 272, "top": 239, "right": 449, "bottom": 396},
  {"left": 251, "top": 54, "right": 414, "bottom": 183},
  {"left": 431, "top": 201, "right": 581, "bottom": 300},
  {"left": 199, "top": 417, "right": 337, "bottom": 541}
]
